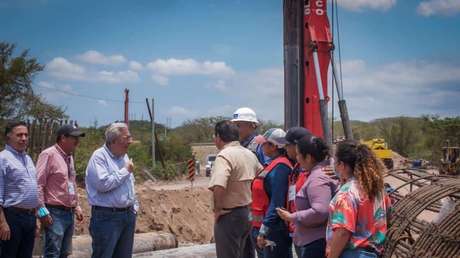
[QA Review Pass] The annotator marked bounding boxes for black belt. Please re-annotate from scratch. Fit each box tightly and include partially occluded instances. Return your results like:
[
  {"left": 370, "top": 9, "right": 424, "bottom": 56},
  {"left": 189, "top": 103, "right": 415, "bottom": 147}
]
[
  {"left": 223, "top": 205, "right": 249, "bottom": 211},
  {"left": 6, "top": 206, "right": 36, "bottom": 215},
  {"left": 92, "top": 205, "right": 133, "bottom": 212},
  {"left": 46, "top": 204, "right": 75, "bottom": 212}
]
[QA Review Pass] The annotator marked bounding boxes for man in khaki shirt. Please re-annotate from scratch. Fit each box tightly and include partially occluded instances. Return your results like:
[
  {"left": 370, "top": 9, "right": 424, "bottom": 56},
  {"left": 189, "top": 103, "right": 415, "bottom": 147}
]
[{"left": 209, "top": 120, "right": 263, "bottom": 258}]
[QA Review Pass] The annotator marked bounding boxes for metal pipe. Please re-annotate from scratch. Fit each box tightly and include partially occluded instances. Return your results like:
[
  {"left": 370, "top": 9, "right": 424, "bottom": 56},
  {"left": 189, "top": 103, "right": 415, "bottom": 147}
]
[
  {"left": 338, "top": 100, "right": 353, "bottom": 140},
  {"left": 331, "top": 57, "right": 353, "bottom": 140},
  {"left": 312, "top": 51, "right": 331, "bottom": 145},
  {"left": 283, "top": 0, "right": 304, "bottom": 129},
  {"left": 68, "top": 233, "right": 177, "bottom": 258}
]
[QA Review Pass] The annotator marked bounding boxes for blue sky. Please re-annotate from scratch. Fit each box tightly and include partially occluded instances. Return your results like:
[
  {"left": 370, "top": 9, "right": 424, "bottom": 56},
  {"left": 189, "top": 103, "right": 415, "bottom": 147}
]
[{"left": 1, "top": 0, "right": 459, "bottom": 127}]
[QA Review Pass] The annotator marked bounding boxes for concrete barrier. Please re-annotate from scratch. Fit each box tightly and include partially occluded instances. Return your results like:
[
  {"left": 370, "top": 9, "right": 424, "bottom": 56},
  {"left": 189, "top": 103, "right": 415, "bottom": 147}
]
[
  {"left": 33, "top": 232, "right": 177, "bottom": 257},
  {"left": 72, "top": 232, "right": 177, "bottom": 257},
  {"left": 133, "top": 243, "right": 216, "bottom": 258}
]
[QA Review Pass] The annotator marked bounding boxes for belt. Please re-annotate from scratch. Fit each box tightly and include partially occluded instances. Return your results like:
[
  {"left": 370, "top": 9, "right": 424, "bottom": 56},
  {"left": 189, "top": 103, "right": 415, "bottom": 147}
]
[
  {"left": 46, "top": 204, "right": 75, "bottom": 212},
  {"left": 7, "top": 207, "right": 36, "bottom": 215},
  {"left": 223, "top": 205, "right": 249, "bottom": 211},
  {"left": 92, "top": 206, "right": 133, "bottom": 212}
]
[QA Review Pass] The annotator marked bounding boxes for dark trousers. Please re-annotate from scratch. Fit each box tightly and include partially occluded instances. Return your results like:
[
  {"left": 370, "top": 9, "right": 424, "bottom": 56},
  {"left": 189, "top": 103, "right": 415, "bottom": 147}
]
[
  {"left": 295, "top": 238, "right": 326, "bottom": 258},
  {"left": 241, "top": 235, "right": 255, "bottom": 258},
  {"left": 89, "top": 207, "right": 136, "bottom": 258},
  {"left": 44, "top": 207, "right": 75, "bottom": 258},
  {"left": 214, "top": 207, "right": 251, "bottom": 258},
  {"left": 0, "top": 208, "right": 36, "bottom": 258},
  {"left": 262, "top": 228, "right": 292, "bottom": 258}
]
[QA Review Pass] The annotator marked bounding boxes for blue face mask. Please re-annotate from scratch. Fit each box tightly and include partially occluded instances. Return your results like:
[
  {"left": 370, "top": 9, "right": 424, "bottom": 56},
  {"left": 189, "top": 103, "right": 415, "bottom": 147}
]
[{"left": 331, "top": 158, "right": 341, "bottom": 180}]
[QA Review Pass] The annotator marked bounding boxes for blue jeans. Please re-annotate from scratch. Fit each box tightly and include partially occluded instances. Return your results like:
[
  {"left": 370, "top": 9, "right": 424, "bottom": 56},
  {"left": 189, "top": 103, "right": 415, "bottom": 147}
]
[
  {"left": 294, "top": 238, "right": 326, "bottom": 258},
  {"left": 340, "top": 248, "right": 379, "bottom": 258},
  {"left": 262, "top": 229, "right": 292, "bottom": 258},
  {"left": 0, "top": 207, "right": 36, "bottom": 258},
  {"left": 44, "top": 207, "right": 74, "bottom": 258},
  {"left": 250, "top": 227, "right": 293, "bottom": 258},
  {"left": 89, "top": 207, "right": 136, "bottom": 258},
  {"left": 250, "top": 227, "right": 264, "bottom": 258}
]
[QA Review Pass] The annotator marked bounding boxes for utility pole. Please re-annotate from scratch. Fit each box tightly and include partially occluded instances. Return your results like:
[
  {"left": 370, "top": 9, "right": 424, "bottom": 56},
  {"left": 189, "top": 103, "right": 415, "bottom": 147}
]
[
  {"left": 151, "top": 98, "right": 156, "bottom": 167},
  {"left": 124, "top": 88, "right": 129, "bottom": 126}
]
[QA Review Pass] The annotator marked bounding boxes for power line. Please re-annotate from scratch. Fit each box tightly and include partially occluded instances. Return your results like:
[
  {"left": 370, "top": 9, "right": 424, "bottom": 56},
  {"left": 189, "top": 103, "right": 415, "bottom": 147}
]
[{"left": 35, "top": 84, "right": 145, "bottom": 104}]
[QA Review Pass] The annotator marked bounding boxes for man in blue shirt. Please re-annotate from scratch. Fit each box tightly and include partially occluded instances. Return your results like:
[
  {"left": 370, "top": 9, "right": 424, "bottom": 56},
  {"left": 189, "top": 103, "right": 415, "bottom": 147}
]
[
  {"left": 0, "top": 121, "right": 40, "bottom": 258},
  {"left": 85, "top": 122, "right": 137, "bottom": 258},
  {"left": 231, "top": 107, "right": 270, "bottom": 166}
]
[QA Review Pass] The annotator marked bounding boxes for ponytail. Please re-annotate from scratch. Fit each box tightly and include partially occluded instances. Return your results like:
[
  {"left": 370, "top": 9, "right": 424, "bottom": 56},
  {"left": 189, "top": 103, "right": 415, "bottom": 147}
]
[{"left": 297, "top": 135, "right": 329, "bottom": 163}]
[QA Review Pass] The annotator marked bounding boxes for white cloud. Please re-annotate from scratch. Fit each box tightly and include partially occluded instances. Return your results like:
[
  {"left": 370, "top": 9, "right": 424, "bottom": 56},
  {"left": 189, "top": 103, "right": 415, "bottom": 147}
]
[
  {"left": 339, "top": 59, "right": 460, "bottom": 120},
  {"left": 147, "top": 58, "right": 234, "bottom": 76},
  {"left": 203, "top": 60, "right": 460, "bottom": 124},
  {"left": 338, "top": 0, "right": 396, "bottom": 11},
  {"left": 417, "top": 0, "right": 460, "bottom": 16},
  {"left": 129, "top": 61, "right": 143, "bottom": 71},
  {"left": 167, "top": 106, "right": 196, "bottom": 117},
  {"left": 36, "top": 81, "right": 74, "bottom": 102},
  {"left": 205, "top": 104, "right": 234, "bottom": 117},
  {"left": 151, "top": 74, "right": 169, "bottom": 86},
  {"left": 46, "top": 57, "right": 86, "bottom": 80},
  {"left": 77, "top": 50, "right": 126, "bottom": 65},
  {"left": 46, "top": 57, "right": 139, "bottom": 84},
  {"left": 209, "top": 80, "right": 229, "bottom": 92},
  {"left": 97, "top": 100, "right": 108, "bottom": 106},
  {"left": 147, "top": 58, "right": 234, "bottom": 86},
  {"left": 96, "top": 70, "right": 139, "bottom": 84},
  {"left": 209, "top": 68, "right": 285, "bottom": 123}
]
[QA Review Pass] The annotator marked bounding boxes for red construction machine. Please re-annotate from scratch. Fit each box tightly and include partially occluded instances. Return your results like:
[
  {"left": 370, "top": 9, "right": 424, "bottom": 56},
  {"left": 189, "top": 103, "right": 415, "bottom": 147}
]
[{"left": 284, "top": 0, "right": 353, "bottom": 142}]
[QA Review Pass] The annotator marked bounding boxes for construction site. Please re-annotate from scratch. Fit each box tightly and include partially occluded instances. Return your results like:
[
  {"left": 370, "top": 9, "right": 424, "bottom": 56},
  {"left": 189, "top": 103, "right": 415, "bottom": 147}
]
[{"left": 1, "top": 0, "right": 459, "bottom": 258}]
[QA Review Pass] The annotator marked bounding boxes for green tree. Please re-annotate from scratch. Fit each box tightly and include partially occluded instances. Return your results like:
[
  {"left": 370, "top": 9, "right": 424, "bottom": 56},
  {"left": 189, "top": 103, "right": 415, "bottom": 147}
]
[
  {"left": 420, "top": 116, "right": 460, "bottom": 162},
  {"left": 374, "top": 117, "right": 421, "bottom": 157},
  {"left": 1, "top": 42, "right": 42, "bottom": 118},
  {"left": 173, "top": 116, "right": 228, "bottom": 143},
  {"left": 0, "top": 42, "right": 66, "bottom": 120}
]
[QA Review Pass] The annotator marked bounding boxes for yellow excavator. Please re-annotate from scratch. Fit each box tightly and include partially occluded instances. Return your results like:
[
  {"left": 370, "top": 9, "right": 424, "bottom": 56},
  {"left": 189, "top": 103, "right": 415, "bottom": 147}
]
[{"left": 362, "top": 138, "right": 394, "bottom": 169}]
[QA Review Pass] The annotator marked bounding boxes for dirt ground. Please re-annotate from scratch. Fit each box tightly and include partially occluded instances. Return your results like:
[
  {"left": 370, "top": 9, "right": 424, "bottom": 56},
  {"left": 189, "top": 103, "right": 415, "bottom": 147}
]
[{"left": 75, "top": 177, "right": 214, "bottom": 245}]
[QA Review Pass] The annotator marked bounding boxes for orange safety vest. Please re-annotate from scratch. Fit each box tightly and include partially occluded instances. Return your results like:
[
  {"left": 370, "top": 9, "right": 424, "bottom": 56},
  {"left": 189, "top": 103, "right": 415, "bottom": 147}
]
[
  {"left": 251, "top": 156, "right": 293, "bottom": 228},
  {"left": 286, "top": 163, "right": 308, "bottom": 233}
]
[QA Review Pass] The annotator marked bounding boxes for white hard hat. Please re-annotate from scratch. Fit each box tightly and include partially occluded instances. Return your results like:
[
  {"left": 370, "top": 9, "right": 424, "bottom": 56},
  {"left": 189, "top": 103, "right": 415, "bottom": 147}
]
[{"left": 231, "top": 107, "right": 259, "bottom": 124}]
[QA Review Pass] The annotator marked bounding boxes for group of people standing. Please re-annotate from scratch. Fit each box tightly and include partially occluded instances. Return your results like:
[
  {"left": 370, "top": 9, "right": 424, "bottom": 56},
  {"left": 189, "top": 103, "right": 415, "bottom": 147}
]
[
  {"left": 209, "top": 107, "right": 391, "bottom": 258},
  {"left": 0, "top": 106, "right": 391, "bottom": 258},
  {"left": 0, "top": 121, "right": 138, "bottom": 258}
]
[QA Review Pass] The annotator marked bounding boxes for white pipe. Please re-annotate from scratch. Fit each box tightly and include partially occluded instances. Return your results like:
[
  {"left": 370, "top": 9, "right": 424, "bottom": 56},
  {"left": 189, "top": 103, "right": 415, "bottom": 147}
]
[{"left": 312, "top": 51, "right": 325, "bottom": 100}]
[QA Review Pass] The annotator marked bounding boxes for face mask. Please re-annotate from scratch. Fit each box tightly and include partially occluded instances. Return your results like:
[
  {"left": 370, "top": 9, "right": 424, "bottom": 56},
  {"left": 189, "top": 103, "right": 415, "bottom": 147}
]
[{"left": 334, "top": 169, "right": 340, "bottom": 179}]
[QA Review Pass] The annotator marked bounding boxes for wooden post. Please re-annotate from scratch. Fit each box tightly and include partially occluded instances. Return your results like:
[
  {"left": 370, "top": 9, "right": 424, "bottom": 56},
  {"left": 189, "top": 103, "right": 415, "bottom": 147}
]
[
  {"left": 124, "top": 88, "right": 129, "bottom": 126},
  {"left": 151, "top": 97, "right": 155, "bottom": 167}
]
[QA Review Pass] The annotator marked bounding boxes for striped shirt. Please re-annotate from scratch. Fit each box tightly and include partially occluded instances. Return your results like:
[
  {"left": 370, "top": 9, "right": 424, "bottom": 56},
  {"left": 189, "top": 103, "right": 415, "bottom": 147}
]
[
  {"left": 85, "top": 145, "right": 137, "bottom": 209},
  {"left": 0, "top": 145, "right": 40, "bottom": 209}
]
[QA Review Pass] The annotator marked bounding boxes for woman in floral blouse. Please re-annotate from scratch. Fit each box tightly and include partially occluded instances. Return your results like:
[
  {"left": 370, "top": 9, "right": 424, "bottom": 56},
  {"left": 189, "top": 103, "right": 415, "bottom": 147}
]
[{"left": 326, "top": 141, "right": 391, "bottom": 258}]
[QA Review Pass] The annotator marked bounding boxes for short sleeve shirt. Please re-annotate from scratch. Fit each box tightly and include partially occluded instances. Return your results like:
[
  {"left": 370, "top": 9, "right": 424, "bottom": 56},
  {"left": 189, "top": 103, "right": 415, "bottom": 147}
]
[
  {"left": 208, "top": 141, "right": 263, "bottom": 209},
  {"left": 326, "top": 178, "right": 391, "bottom": 253}
]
